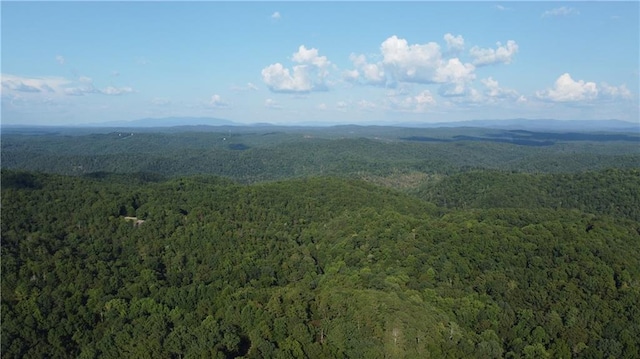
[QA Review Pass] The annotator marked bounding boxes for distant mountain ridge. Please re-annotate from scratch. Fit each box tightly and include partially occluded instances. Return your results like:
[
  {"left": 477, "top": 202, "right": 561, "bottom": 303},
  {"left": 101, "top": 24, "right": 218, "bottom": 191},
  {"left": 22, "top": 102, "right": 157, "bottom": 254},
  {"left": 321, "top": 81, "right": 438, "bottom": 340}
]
[
  {"left": 92, "top": 116, "right": 237, "bottom": 127},
  {"left": 3, "top": 117, "right": 638, "bottom": 133},
  {"left": 112, "top": 117, "right": 636, "bottom": 132},
  {"left": 402, "top": 118, "right": 639, "bottom": 132}
]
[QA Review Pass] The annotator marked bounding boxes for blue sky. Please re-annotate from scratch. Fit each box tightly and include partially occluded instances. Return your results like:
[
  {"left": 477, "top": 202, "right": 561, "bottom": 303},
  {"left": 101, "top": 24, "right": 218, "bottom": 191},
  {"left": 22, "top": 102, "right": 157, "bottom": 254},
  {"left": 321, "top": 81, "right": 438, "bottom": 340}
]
[{"left": 2, "top": 1, "right": 638, "bottom": 125}]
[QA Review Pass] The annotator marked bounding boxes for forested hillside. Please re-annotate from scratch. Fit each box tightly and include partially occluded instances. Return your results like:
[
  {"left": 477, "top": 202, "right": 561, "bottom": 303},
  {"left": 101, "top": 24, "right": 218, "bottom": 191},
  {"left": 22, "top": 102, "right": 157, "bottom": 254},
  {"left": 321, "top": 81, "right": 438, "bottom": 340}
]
[
  {"left": 2, "top": 170, "right": 639, "bottom": 358},
  {"left": 416, "top": 169, "right": 640, "bottom": 222},
  {"left": 3, "top": 128, "right": 639, "bottom": 182}
]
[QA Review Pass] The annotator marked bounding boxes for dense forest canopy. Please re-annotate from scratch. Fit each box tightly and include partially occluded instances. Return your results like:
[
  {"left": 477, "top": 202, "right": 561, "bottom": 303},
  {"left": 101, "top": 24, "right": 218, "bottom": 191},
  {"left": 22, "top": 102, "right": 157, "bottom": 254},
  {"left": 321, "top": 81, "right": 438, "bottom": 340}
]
[
  {"left": 2, "top": 127, "right": 639, "bottom": 182},
  {"left": 2, "top": 125, "right": 639, "bottom": 358}
]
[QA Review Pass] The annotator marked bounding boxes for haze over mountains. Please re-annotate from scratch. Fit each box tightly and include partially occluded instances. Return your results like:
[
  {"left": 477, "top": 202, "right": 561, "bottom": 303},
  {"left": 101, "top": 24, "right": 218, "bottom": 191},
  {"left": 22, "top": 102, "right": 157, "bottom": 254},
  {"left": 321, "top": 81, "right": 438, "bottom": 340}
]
[{"left": 6, "top": 117, "right": 636, "bottom": 133}]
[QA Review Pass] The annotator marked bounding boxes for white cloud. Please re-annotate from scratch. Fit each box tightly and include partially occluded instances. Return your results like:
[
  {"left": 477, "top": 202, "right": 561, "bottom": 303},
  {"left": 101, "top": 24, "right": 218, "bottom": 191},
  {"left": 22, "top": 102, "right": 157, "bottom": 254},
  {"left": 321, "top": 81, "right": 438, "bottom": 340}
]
[
  {"left": 361, "top": 62, "right": 385, "bottom": 84},
  {"left": 387, "top": 90, "right": 436, "bottom": 113},
  {"left": 261, "top": 63, "right": 313, "bottom": 93},
  {"left": 67, "top": 77, "right": 134, "bottom": 96},
  {"left": 292, "top": 45, "right": 330, "bottom": 72},
  {"left": 317, "top": 103, "right": 327, "bottom": 110},
  {"left": 377, "top": 35, "right": 478, "bottom": 94},
  {"left": 232, "top": 82, "right": 259, "bottom": 91},
  {"left": 536, "top": 73, "right": 598, "bottom": 102},
  {"left": 343, "top": 69, "right": 360, "bottom": 82},
  {"left": 2, "top": 74, "right": 134, "bottom": 98},
  {"left": 64, "top": 76, "right": 99, "bottom": 96},
  {"left": 101, "top": 86, "right": 134, "bottom": 96},
  {"left": 435, "top": 58, "right": 476, "bottom": 96},
  {"left": 2, "top": 74, "right": 67, "bottom": 94},
  {"left": 209, "top": 94, "right": 228, "bottom": 107},
  {"left": 542, "top": 6, "right": 579, "bottom": 18},
  {"left": 65, "top": 87, "right": 96, "bottom": 96},
  {"left": 262, "top": 45, "right": 331, "bottom": 93},
  {"left": 264, "top": 98, "right": 282, "bottom": 109},
  {"left": 345, "top": 35, "right": 519, "bottom": 95},
  {"left": 357, "top": 99, "right": 377, "bottom": 111},
  {"left": 385, "top": 84, "right": 411, "bottom": 97},
  {"left": 271, "top": 11, "right": 281, "bottom": 20},
  {"left": 3, "top": 81, "right": 44, "bottom": 93},
  {"left": 414, "top": 90, "right": 436, "bottom": 107},
  {"left": 444, "top": 33, "right": 464, "bottom": 52},
  {"left": 336, "top": 101, "right": 349, "bottom": 112},
  {"left": 481, "top": 77, "right": 518, "bottom": 99},
  {"left": 469, "top": 40, "right": 518, "bottom": 66},
  {"left": 345, "top": 53, "right": 386, "bottom": 86},
  {"left": 600, "top": 83, "right": 632, "bottom": 99},
  {"left": 55, "top": 55, "right": 65, "bottom": 65},
  {"left": 381, "top": 35, "right": 443, "bottom": 83}
]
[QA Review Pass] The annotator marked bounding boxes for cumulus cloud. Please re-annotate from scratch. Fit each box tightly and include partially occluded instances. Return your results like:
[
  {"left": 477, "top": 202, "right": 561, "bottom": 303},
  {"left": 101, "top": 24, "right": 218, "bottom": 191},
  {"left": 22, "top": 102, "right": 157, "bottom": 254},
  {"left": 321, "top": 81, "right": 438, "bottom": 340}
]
[
  {"left": 435, "top": 58, "right": 476, "bottom": 96},
  {"left": 385, "top": 85, "right": 411, "bottom": 97},
  {"left": 232, "top": 82, "right": 259, "bottom": 91},
  {"left": 65, "top": 87, "right": 95, "bottom": 96},
  {"left": 381, "top": 35, "right": 443, "bottom": 83},
  {"left": 388, "top": 90, "right": 436, "bottom": 113},
  {"left": 357, "top": 99, "right": 377, "bottom": 111},
  {"left": 444, "top": 33, "right": 464, "bottom": 52},
  {"left": 67, "top": 78, "right": 134, "bottom": 96},
  {"left": 345, "top": 53, "right": 386, "bottom": 85},
  {"left": 55, "top": 55, "right": 65, "bottom": 65},
  {"left": 262, "top": 45, "right": 331, "bottom": 93},
  {"left": 2, "top": 74, "right": 135, "bottom": 98},
  {"left": 481, "top": 77, "right": 519, "bottom": 99},
  {"left": 2, "top": 74, "right": 66, "bottom": 94},
  {"left": 536, "top": 73, "right": 598, "bottom": 102},
  {"left": 414, "top": 90, "right": 437, "bottom": 107},
  {"left": 343, "top": 69, "right": 360, "bottom": 82},
  {"left": 345, "top": 35, "right": 521, "bottom": 97},
  {"left": 600, "top": 83, "right": 632, "bottom": 99},
  {"left": 469, "top": 40, "right": 518, "bottom": 66},
  {"left": 377, "top": 35, "right": 478, "bottom": 95},
  {"left": 264, "top": 98, "right": 282, "bottom": 109},
  {"left": 317, "top": 103, "right": 327, "bottom": 110},
  {"left": 209, "top": 94, "right": 228, "bottom": 107},
  {"left": 65, "top": 77, "right": 133, "bottom": 96},
  {"left": 101, "top": 86, "right": 134, "bottom": 96},
  {"left": 261, "top": 63, "right": 313, "bottom": 93},
  {"left": 4, "top": 81, "right": 42, "bottom": 93},
  {"left": 271, "top": 11, "right": 281, "bottom": 20},
  {"left": 292, "top": 45, "right": 330, "bottom": 72},
  {"left": 63, "top": 76, "right": 99, "bottom": 96},
  {"left": 542, "top": 6, "right": 579, "bottom": 18}
]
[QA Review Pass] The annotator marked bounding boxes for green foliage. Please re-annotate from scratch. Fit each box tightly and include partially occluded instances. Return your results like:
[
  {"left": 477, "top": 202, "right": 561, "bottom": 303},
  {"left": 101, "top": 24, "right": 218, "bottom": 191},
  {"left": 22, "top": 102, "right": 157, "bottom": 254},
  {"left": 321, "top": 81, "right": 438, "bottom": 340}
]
[
  {"left": 3, "top": 128, "right": 639, "bottom": 183},
  {"left": 2, "top": 166, "right": 639, "bottom": 357},
  {"left": 416, "top": 168, "right": 640, "bottom": 221}
]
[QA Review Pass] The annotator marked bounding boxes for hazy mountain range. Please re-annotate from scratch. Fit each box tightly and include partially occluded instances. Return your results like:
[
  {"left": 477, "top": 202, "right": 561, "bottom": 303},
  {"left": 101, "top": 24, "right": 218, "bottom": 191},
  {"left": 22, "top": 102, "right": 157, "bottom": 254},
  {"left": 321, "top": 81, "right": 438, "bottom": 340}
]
[
  {"left": 2, "top": 117, "right": 638, "bottom": 133},
  {"left": 91, "top": 117, "right": 638, "bottom": 132}
]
